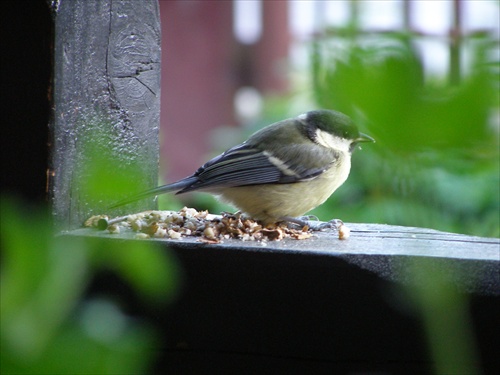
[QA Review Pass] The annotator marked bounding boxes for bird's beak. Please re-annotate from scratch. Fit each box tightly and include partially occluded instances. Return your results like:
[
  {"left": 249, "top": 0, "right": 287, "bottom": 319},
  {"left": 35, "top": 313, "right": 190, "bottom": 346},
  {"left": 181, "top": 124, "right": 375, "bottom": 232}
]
[{"left": 356, "top": 133, "right": 375, "bottom": 143}]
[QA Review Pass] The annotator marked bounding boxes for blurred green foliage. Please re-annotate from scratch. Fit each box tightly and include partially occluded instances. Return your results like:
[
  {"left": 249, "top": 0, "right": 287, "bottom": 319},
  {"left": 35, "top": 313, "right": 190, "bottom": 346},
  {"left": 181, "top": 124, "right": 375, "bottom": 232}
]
[
  {"left": 405, "top": 258, "right": 481, "bottom": 375},
  {"left": 77, "top": 116, "right": 158, "bottom": 217},
  {"left": 1, "top": 100, "right": 182, "bottom": 373},
  {"left": 1, "top": 197, "right": 179, "bottom": 374},
  {"left": 307, "top": 33, "right": 499, "bottom": 237},
  {"left": 2, "top": 109, "right": 180, "bottom": 373}
]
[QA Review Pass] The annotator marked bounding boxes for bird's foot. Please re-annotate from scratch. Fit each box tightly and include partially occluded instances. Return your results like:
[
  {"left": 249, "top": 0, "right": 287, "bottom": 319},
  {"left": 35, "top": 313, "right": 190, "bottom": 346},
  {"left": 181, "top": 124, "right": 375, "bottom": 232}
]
[
  {"left": 307, "top": 218, "right": 344, "bottom": 231},
  {"left": 283, "top": 216, "right": 344, "bottom": 231}
]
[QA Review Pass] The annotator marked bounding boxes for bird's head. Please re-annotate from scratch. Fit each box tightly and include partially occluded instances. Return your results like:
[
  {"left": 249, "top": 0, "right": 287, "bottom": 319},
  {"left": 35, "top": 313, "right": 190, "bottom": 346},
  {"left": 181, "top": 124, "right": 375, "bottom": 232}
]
[{"left": 298, "top": 109, "right": 374, "bottom": 153}]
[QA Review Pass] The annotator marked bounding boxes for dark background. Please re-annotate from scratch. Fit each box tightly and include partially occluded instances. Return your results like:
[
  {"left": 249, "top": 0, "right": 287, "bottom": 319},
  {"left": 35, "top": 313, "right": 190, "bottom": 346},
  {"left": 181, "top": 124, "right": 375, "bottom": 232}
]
[{"left": 1, "top": 2, "right": 52, "bottom": 204}]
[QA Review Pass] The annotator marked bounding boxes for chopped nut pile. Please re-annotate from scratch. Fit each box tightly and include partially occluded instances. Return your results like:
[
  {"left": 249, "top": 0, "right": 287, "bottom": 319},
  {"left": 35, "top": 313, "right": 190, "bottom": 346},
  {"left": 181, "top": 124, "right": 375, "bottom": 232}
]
[{"left": 85, "top": 207, "right": 315, "bottom": 243}]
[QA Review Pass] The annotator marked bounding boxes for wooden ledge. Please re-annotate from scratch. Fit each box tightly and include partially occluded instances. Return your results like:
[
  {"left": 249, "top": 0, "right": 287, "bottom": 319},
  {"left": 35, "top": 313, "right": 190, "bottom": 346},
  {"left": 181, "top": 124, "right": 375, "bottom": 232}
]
[
  {"left": 68, "top": 223, "right": 499, "bottom": 295},
  {"left": 69, "top": 222, "right": 499, "bottom": 257},
  {"left": 64, "top": 224, "right": 499, "bottom": 373}
]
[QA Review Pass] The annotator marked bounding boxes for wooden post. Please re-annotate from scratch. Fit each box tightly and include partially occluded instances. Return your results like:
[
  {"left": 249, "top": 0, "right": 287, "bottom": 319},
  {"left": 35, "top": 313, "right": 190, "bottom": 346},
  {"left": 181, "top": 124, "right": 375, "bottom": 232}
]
[{"left": 49, "top": 0, "right": 161, "bottom": 230}]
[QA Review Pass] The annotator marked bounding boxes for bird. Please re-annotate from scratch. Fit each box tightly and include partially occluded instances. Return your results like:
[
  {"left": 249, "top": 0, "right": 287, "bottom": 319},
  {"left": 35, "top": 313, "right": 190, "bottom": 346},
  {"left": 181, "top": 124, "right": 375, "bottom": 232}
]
[{"left": 110, "top": 109, "right": 374, "bottom": 226}]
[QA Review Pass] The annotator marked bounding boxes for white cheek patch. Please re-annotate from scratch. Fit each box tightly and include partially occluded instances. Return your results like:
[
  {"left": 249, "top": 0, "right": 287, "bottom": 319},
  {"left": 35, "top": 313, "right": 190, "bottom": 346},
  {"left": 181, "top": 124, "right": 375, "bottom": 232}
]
[{"left": 315, "top": 129, "right": 351, "bottom": 153}]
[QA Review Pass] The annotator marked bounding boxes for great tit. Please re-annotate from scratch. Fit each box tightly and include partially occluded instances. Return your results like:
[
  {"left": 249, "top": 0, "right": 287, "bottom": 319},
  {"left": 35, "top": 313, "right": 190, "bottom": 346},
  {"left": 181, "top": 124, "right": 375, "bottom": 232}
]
[{"left": 111, "top": 109, "right": 374, "bottom": 225}]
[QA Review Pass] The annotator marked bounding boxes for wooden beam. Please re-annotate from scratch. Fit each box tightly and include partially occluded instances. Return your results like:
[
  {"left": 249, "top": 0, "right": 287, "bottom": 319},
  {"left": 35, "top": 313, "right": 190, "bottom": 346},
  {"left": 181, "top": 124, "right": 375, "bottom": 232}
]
[{"left": 49, "top": 0, "right": 161, "bottom": 230}]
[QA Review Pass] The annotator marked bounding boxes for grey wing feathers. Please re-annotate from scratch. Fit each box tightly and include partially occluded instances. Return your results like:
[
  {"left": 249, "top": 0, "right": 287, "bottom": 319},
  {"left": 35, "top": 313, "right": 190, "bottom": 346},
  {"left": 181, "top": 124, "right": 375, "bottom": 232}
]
[
  {"left": 177, "top": 143, "right": 333, "bottom": 193},
  {"left": 178, "top": 144, "right": 283, "bottom": 192}
]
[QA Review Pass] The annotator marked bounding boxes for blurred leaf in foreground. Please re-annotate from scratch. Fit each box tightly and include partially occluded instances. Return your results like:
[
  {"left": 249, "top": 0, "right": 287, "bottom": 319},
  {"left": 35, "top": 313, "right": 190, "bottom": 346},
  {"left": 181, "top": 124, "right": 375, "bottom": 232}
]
[{"left": 1, "top": 197, "right": 179, "bottom": 374}]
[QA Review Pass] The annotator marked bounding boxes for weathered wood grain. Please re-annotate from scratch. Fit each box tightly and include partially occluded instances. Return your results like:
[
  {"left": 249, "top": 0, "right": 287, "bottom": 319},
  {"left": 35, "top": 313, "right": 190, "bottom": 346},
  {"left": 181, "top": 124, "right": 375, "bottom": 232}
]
[{"left": 50, "top": 0, "right": 161, "bottom": 230}]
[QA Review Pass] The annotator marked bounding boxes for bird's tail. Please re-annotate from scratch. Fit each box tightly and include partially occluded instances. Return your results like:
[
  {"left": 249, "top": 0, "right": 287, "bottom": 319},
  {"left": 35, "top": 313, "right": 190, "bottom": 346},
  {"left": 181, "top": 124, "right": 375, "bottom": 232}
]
[{"left": 108, "top": 176, "right": 197, "bottom": 209}]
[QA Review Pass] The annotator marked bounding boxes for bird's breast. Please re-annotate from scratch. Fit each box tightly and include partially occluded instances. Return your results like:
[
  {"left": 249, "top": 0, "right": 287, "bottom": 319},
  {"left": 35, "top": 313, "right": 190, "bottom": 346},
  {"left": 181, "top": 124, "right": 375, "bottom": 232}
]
[{"left": 217, "top": 154, "right": 352, "bottom": 224}]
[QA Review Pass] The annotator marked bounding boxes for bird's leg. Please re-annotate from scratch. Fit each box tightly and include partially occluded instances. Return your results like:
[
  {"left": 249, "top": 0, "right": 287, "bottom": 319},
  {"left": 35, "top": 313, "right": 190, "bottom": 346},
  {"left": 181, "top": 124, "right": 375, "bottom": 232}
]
[{"left": 282, "top": 216, "right": 344, "bottom": 231}]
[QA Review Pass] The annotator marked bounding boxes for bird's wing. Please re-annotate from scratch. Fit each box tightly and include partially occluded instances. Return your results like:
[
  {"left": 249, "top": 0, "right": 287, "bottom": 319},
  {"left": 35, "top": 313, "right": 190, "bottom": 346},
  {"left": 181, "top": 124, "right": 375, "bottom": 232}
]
[{"left": 178, "top": 142, "right": 338, "bottom": 193}]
